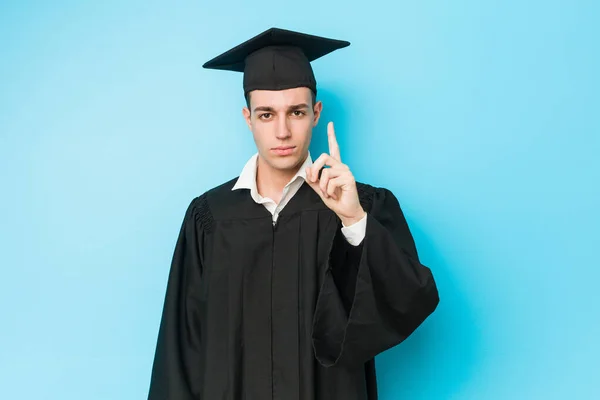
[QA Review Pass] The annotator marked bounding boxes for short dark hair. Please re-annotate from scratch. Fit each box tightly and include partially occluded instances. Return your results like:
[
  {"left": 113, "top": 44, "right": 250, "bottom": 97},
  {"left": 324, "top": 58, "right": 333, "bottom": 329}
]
[{"left": 245, "top": 89, "right": 317, "bottom": 111}]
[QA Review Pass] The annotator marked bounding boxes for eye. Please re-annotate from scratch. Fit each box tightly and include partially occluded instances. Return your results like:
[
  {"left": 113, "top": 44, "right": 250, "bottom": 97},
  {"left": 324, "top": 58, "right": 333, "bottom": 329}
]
[
  {"left": 259, "top": 113, "right": 272, "bottom": 120},
  {"left": 292, "top": 110, "right": 306, "bottom": 117}
]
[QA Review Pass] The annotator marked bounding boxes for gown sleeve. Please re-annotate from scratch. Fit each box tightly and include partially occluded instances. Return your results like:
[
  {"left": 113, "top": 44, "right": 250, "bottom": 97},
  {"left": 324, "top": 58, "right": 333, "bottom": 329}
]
[
  {"left": 312, "top": 186, "right": 439, "bottom": 368},
  {"left": 147, "top": 196, "right": 209, "bottom": 399}
]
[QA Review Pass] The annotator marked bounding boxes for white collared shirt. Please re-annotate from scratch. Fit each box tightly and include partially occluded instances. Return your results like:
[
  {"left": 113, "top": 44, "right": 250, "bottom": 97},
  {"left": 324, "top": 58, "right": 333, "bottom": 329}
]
[{"left": 232, "top": 152, "right": 367, "bottom": 246}]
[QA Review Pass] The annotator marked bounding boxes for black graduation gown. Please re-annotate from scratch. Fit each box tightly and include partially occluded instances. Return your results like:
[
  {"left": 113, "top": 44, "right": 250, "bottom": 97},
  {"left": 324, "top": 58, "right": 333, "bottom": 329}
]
[{"left": 148, "top": 178, "right": 439, "bottom": 400}]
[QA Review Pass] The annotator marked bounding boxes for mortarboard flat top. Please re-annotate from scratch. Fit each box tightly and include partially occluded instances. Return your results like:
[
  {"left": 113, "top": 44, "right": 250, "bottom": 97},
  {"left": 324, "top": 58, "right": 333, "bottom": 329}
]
[{"left": 202, "top": 27, "right": 350, "bottom": 95}]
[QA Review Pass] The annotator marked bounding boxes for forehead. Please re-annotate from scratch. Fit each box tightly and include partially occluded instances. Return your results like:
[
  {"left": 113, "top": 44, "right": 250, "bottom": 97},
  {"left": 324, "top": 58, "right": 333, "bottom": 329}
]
[{"left": 249, "top": 87, "right": 312, "bottom": 108}]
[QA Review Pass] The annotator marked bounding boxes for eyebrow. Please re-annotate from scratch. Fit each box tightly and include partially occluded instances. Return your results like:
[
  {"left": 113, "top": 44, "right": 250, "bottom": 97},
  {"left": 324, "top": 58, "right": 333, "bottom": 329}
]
[{"left": 253, "top": 103, "right": 310, "bottom": 113}]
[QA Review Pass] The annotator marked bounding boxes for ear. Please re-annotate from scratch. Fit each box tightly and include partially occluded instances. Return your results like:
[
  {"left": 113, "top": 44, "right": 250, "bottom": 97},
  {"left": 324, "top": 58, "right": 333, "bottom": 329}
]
[
  {"left": 312, "top": 100, "right": 323, "bottom": 127},
  {"left": 242, "top": 107, "right": 252, "bottom": 130}
]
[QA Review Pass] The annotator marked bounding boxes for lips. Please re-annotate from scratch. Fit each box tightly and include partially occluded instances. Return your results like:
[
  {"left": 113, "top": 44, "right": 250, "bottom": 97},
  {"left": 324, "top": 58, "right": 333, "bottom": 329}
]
[{"left": 271, "top": 146, "right": 296, "bottom": 156}]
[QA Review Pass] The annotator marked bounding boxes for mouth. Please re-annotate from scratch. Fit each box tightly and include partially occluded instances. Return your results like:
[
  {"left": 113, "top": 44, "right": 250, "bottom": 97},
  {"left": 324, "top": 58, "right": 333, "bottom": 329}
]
[{"left": 271, "top": 146, "right": 296, "bottom": 156}]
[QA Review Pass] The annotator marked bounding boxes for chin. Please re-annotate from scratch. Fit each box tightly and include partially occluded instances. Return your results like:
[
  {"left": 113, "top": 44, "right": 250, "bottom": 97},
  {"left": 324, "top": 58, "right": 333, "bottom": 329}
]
[{"left": 269, "top": 154, "right": 303, "bottom": 171}]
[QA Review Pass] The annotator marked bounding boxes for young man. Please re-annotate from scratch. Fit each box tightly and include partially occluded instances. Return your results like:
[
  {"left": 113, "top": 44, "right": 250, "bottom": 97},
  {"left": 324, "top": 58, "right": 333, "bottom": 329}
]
[{"left": 148, "top": 28, "right": 439, "bottom": 400}]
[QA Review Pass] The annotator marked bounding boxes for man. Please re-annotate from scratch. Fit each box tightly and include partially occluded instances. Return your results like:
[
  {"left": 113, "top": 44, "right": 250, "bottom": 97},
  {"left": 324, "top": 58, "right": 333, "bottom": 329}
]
[{"left": 148, "top": 27, "right": 439, "bottom": 400}]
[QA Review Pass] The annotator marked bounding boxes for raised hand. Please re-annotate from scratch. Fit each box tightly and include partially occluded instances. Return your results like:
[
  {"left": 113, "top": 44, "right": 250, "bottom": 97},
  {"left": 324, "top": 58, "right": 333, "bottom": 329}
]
[{"left": 305, "top": 122, "right": 366, "bottom": 227}]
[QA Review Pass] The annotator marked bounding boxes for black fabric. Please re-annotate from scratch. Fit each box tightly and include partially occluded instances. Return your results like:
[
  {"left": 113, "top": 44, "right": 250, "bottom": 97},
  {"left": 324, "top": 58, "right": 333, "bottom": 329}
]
[
  {"left": 148, "top": 179, "right": 439, "bottom": 400},
  {"left": 202, "top": 27, "right": 350, "bottom": 95}
]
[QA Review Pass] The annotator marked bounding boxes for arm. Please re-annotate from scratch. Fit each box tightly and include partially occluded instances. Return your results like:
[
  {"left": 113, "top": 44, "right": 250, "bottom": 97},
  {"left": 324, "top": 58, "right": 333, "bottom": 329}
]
[
  {"left": 148, "top": 198, "right": 205, "bottom": 399},
  {"left": 313, "top": 187, "right": 439, "bottom": 368}
]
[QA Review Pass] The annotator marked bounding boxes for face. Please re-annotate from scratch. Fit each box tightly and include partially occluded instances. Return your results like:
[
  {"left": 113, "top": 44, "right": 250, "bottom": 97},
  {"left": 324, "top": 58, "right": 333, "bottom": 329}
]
[{"left": 242, "top": 87, "right": 322, "bottom": 174}]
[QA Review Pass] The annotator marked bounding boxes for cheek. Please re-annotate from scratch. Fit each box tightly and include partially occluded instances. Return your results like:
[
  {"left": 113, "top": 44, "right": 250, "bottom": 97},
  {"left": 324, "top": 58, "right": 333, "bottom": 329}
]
[
  {"left": 251, "top": 125, "right": 271, "bottom": 148},
  {"left": 291, "top": 119, "right": 312, "bottom": 140}
]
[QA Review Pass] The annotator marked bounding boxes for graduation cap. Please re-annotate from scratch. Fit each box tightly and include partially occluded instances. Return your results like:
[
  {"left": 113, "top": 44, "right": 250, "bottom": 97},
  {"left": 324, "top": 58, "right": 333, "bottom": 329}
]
[{"left": 202, "top": 27, "right": 350, "bottom": 96}]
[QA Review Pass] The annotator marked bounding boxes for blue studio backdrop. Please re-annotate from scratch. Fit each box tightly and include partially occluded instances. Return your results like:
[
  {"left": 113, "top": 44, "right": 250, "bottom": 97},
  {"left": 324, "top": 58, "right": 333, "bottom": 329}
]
[{"left": 1, "top": 1, "right": 598, "bottom": 399}]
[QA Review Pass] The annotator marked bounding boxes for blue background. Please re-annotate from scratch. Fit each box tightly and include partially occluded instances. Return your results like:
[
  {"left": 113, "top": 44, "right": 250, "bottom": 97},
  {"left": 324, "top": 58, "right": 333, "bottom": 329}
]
[{"left": 1, "top": 1, "right": 598, "bottom": 399}]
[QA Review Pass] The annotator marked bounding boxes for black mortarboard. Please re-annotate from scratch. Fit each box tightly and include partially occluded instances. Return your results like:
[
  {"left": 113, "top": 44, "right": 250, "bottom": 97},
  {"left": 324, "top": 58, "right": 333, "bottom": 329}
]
[{"left": 202, "top": 27, "right": 350, "bottom": 96}]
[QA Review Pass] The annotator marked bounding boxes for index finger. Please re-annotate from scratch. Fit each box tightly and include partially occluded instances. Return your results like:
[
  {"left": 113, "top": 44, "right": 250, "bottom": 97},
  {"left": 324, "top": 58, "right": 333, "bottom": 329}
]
[{"left": 328, "top": 122, "right": 341, "bottom": 162}]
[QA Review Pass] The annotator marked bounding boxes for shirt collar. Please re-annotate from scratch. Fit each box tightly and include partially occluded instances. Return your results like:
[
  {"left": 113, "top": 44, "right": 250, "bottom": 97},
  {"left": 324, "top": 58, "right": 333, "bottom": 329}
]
[{"left": 232, "top": 152, "right": 313, "bottom": 196}]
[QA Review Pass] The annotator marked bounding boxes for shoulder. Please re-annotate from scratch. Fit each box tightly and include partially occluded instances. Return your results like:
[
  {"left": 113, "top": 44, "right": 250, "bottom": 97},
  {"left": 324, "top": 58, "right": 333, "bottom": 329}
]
[
  {"left": 184, "top": 177, "right": 239, "bottom": 232},
  {"left": 202, "top": 177, "right": 239, "bottom": 201},
  {"left": 355, "top": 181, "right": 397, "bottom": 212}
]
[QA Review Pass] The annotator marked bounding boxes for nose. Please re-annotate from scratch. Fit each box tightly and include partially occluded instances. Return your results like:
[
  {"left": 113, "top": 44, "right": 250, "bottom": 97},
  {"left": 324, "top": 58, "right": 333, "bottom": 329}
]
[{"left": 275, "top": 116, "right": 292, "bottom": 140}]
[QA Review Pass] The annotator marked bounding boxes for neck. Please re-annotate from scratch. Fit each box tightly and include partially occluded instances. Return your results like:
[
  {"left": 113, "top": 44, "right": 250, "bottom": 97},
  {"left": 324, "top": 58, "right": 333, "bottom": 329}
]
[{"left": 256, "top": 153, "right": 307, "bottom": 203}]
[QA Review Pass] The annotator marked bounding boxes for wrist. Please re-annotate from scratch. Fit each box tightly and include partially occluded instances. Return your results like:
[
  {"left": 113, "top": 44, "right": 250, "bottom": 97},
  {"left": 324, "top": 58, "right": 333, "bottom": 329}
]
[{"left": 340, "top": 209, "right": 367, "bottom": 227}]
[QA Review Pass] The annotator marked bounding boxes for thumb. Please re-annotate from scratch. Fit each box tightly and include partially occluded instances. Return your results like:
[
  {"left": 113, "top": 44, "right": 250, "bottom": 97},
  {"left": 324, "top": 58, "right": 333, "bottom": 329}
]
[
  {"left": 305, "top": 167, "right": 318, "bottom": 187},
  {"left": 305, "top": 167, "right": 325, "bottom": 196}
]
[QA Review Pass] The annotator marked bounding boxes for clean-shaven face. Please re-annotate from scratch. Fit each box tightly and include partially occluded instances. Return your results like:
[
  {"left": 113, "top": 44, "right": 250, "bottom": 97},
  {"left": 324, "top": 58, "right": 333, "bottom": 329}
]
[{"left": 243, "top": 87, "right": 322, "bottom": 173}]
